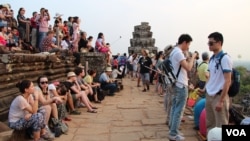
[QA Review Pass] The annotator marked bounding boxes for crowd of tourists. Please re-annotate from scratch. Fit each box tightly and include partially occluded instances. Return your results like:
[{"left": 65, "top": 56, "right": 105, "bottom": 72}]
[
  {"left": 0, "top": 3, "right": 113, "bottom": 66},
  {"left": 124, "top": 33, "right": 234, "bottom": 141},
  {"left": 1, "top": 3, "right": 243, "bottom": 141}
]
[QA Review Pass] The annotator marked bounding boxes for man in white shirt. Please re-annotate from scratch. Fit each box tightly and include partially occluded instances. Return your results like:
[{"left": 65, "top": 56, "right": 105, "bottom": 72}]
[{"left": 168, "top": 34, "right": 198, "bottom": 141}]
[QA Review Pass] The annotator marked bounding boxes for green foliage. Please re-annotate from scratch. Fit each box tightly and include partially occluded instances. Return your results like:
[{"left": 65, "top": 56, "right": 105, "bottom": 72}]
[{"left": 235, "top": 66, "right": 250, "bottom": 95}]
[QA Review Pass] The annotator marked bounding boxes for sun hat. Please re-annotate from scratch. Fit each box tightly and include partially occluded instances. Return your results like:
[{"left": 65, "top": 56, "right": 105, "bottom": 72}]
[
  {"left": 105, "top": 67, "right": 112, "bottom": 72},
  {"left": 67, "top": 72, "right": 76, "bottom": 77},
  {"left": 207, "top": 127, "right": 222, "bottom": 141},
  {"left": 164, "top": 45, "right": 174, "bottom": 57},
  {"left": 150, "top": 53, "right": 155, "bottom": 58},
  {"left": 1, "top": 4, "right": 10, "bottom": 11},
  {"left": 54, "top": 13, "right": 63, "bottom": 19},
  {"left": 144, "top": 49, "right": 149, "bottom": 55}
]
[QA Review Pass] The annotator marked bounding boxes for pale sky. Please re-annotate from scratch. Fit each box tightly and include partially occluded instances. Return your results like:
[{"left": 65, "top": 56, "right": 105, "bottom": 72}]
[{"left": 2, "top": 0, "right": 250, "bottom": 61}]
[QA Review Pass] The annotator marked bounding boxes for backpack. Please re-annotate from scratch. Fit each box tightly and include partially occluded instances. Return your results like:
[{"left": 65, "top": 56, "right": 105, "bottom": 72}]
[
  {"left": 119, "top": 56, "right": 127, "bottom": 66},
  {"left": 160, "top": 48, "right": 181, "bottom": 85},
  {"left": 211, "top": 53, "right": 240, "bottom": 97}
]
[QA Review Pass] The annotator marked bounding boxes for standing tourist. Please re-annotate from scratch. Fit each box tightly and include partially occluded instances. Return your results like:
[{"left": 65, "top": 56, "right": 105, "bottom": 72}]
[
  {"left": 200, "top": 32, "right": 232, "bottom": 134},
  {"left": 168, "top": 34, "right": 198, "bottom": 141}
]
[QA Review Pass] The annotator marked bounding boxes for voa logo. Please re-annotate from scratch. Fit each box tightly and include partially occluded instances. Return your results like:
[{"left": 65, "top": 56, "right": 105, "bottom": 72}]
[{"left": 226, "top": 129, "right": 246, "bottom": 136}]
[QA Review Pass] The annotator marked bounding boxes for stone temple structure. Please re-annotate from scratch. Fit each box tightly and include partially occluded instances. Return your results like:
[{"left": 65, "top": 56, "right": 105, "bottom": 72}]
[{"left": 128, "top": 22, "right": 158, "bottom": 55}]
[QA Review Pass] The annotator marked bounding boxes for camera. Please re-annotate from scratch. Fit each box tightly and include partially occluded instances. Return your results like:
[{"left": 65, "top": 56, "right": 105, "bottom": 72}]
[{"left": 44, "top": 9, "right": 48, "bottom": 13}]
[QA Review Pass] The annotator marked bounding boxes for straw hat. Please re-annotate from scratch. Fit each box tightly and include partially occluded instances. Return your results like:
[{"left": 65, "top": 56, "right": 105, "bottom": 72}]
[
  {"left": 150, "top": 53, "right": 155, "bottom": 58},
  {"left": 164, "top": 45, "right": 174, "bottom": 57},
  {"left": 105, "top": 67, "right": 112, "bottom": 72},
  {"left": 54, "top": 13, "right": 63, "bottom": 19},
  {"left": 1, "top": 4, "right": 10, "bottom": 11},
  {"left": 67, "top": 72, "right": 76, "bottom": 77},
  {"left": 144, "top": 49, "right": 149, "bottom": 55}
]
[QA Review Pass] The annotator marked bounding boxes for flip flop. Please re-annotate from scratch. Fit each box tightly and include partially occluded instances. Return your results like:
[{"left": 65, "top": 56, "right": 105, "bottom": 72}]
[{"left": 87, "top": 110, "right": 97, "bottom": 113}]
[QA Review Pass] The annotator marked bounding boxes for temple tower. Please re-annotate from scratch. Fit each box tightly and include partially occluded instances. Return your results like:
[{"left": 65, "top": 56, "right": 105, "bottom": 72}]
[{"left": 128, "top": 22, "right": 158, "bottom": 55}]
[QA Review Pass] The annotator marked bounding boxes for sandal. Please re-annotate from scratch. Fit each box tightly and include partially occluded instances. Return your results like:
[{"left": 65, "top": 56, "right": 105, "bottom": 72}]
[{"left": 87, "top": 110, "right": 97, "bottom": 113}]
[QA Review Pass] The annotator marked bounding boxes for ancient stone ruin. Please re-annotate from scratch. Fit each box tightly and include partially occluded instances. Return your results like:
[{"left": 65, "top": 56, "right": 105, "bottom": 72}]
[
  {"left": 0, "top": 52, "right": 107, "bottom": 122},
  {"left": 128, "top": 22, "right": 158, "bottom": 55}
]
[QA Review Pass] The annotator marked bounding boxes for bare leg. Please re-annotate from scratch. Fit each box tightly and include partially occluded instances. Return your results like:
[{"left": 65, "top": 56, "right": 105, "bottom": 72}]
[
  {"left": 51, "top": 103, "right": 58, "bottom": 119},
  {"left": 41, "top": 105, "right": 51, "bottom": 125},
  {"left": 67, "top": 94, "right": 76, "bottom": 111},
  {"left": 33, "top": 131, "right": 40, "bottom": 141},
  {"left": 75, "top": 92, "right": 94, "bottom": 111}
]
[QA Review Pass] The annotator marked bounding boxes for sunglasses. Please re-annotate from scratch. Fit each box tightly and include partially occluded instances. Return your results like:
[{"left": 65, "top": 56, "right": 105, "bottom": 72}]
[
  {"left": 208, "top": 41, "right": 217, "bottom": 46},
  {"left": 40, "top": 81, "right": 48, "bottom": 84}
]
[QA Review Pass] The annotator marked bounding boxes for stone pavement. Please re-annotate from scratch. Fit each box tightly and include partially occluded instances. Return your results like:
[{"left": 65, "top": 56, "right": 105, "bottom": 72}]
[
  {"left": 53, "top": 77, "right": 200, "bottom": 141},
  {"left": 0, "top": 77, "right": 201, "bottom": 141}
]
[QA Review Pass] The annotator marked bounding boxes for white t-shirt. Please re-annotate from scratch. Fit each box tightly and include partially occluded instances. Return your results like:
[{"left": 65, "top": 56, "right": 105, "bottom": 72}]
[
  {"left": 8, "top": 95, "right": 33, "bottom": 123},
  {"left": 48, "top": 84, "right": 56, "bottom": 97},
  {"left": 205, "top": 52, "right": 232, "bottom": 96},
  {"left": 112, "top": 69, "right": 122, "bottom": 79},
  {"left": 170, "top": 47, "right": 188, "bottom": 88}
]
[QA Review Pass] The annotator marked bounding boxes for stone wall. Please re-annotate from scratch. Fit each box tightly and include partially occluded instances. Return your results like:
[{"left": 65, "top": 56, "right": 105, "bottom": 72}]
[
  {"left": 0, "top": 52, "right": 106, "bottom": 122},
  {"left": 79, "top": 52, "right": 107, "bottom": 82}
]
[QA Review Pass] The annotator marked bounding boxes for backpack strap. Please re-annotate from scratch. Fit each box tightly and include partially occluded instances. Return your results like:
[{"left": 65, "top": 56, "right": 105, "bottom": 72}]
[
  {"left": 198, "top": 61, "right": 207, "bottom": 68},
  {"left": 170, "top": 47, "right": 182, "bottom": 78},
  {"left": 176, "top": 65, "right": 181, "bottom": 78},
  {"left": 217, "top": 53, "right": 227, "bottom": 71}
]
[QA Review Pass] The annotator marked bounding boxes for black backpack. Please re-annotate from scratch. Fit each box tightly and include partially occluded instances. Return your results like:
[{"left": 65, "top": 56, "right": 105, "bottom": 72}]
[{"left": 211, "top": 53, "right": 240, "bottom": 97}]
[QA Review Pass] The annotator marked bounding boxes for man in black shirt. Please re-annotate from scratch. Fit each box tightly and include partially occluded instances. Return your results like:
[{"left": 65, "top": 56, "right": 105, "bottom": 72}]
[{"left": 138, "top": 49, "right": 152, "bottom": 92}]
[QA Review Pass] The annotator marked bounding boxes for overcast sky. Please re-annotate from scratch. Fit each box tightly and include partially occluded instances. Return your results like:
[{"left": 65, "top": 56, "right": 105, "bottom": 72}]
[{"left": 2, "top": 0, "right": 250, "bottom": 61}]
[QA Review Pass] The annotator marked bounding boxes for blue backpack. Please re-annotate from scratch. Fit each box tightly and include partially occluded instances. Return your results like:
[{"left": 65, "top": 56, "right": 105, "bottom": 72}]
[
  {"left": 211, "top": 53, "right": 240, "bottom": 97},
  {"left": 119, "top": 56, "right": 127, "bottom": 66}
]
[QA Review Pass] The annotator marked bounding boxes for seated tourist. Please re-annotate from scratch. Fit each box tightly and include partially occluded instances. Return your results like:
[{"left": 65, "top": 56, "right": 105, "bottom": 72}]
[
  {"left": 84, "top": 69, "right": 102, "bottom": 103},
  {"left": 48, "top": 80, "right": 71, "bottom": 121},
  {"left": 99, "top": 66, "right": 118, "bottom": 96},
  {"left": 74, "top": 67, "right": 93, "bottom": 96},
  {"left": 34, "top": 76, "right": 63, "bottom": 140},
  {"left": 40, "top": 30, "right": 61, "bottom": 53},
  {"left": 111, "top": 65, "right": 122, "bottom": 79},
  {"left": 8, "top": 80, "right": 49, "bottom": 141},
  {"left": 62, "top": 72, "right": 97, "bottom": 113}
]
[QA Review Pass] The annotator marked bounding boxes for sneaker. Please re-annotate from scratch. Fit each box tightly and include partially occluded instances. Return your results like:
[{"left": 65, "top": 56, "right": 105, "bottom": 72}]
[
  {"left": 168, "top": 134, "right": 185, "bottom": 141},
  {"left": 41, "top": 131, "right": 55, "bottom": 141},
  {"left": 168, "top": 131, "right": 184, "bottom": 136},
  {"left": 70, "top": 110, "right": 81, "bottom": 115}
]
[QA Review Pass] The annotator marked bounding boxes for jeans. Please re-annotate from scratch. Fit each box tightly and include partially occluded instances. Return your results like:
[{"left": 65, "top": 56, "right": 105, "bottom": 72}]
[
  {"left": 164, "top": 85, "right": 174, "bottom": 124},
  {"left": 169, "top": 85, "right": 188, "bottom": 136},
  {"left": 38, "top": 31, "right": 47, "bottom": 51},
  {"left": 140, "top": 73, "right": 150, "bottom": 85},
  {"left": 102, "top": 83, "right": 117, "bottom": 94}
]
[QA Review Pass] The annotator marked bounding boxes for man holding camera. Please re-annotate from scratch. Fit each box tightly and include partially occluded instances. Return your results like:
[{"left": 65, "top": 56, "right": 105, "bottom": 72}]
[
  {"left": 37, "top": 8, "right": 50, "bottom": 51},
  {"left": 168, "top": 34, "right": 198, "bottom": 141}
]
